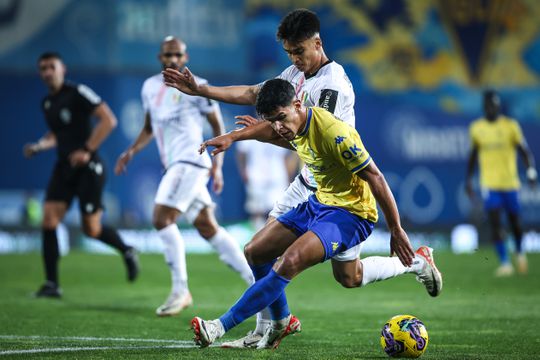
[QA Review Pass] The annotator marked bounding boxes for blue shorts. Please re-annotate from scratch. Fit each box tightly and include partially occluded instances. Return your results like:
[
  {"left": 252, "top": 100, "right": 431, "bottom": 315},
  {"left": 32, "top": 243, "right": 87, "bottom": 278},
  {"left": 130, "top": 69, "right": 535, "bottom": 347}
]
[
  {"left": 482, "top": 189, "right": 520, "bottom": 214},
  {"left": 277, "top": 195, "right": 375, "bottom": 261}
]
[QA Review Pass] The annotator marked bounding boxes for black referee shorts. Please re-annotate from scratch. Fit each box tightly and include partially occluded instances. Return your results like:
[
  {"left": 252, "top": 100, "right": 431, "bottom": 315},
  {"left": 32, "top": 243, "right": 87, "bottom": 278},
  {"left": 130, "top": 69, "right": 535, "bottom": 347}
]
[{"left": 45, "top": 156, "right": 105, "bottom": 214}]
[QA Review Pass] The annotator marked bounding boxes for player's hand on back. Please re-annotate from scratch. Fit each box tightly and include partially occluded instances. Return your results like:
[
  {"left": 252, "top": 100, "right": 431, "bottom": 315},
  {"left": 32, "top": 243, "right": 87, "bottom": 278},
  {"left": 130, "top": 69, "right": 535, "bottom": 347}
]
[
  {"left": 199, "top": 133, "right": 233, "bottom": 156},
  {"left": 235, "top": 115, "right": 260, "bottom": 128},
  {"left": 114, "top": 150, "right": 133, "bottom": 175},
  {"left": 162, "top": 66, "right": 199, "bottom": 96},
  {"left": 389, "top": 227, "right": 414, "bottom": 267}
]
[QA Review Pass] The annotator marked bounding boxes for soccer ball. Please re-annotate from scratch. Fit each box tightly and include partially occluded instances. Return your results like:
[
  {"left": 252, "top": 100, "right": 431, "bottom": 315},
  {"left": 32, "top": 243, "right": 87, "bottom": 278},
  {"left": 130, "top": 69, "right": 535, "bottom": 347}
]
[{"left": 380, "top": 315, "right": 429, "bottom": 358}]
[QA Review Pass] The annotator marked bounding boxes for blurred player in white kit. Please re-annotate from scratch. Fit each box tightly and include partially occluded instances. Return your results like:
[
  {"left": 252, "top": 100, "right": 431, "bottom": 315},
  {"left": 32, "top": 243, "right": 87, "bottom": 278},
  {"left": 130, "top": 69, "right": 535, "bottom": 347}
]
[{"left": 115, "top": 36, "right": 253, "bottom": 316}]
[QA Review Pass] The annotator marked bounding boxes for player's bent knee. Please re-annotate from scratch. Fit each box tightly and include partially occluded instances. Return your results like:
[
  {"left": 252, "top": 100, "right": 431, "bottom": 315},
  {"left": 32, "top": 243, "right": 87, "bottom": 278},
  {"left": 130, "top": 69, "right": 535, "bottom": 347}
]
[{"left": 82, "top": 225, "right": 101, "bottom": 239}]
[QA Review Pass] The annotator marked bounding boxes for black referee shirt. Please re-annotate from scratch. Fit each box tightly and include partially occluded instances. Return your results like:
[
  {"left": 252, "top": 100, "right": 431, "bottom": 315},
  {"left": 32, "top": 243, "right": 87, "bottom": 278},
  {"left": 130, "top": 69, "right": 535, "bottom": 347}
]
[{"left": 42, "top": 81, "right": 102, "bottom": 161}]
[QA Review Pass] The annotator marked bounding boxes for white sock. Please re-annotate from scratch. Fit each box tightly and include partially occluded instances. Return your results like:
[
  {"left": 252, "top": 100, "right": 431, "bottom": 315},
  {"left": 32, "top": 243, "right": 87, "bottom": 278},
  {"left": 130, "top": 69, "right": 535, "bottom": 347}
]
[
  {"left": 158, "top": 223, "right": 188, "bottom": 294},
  {"left": 360, "top": 256, "right": 424, "bottom": 287},
  {"left": 255, "top": 311, "right": 272, "bottom": 335},
  {"left": 208, "top": 227, "right": 255, "bottom": 285}
]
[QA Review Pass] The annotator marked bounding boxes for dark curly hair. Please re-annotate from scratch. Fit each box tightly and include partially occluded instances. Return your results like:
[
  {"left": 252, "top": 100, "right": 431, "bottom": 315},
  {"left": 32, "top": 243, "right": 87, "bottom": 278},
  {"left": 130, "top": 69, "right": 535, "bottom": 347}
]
[
  {"left": 276, "top": 9, "right": 320, "bottom": 43},
  {"left": 256, "top": 79, "right": 295, "bottom": 117}
]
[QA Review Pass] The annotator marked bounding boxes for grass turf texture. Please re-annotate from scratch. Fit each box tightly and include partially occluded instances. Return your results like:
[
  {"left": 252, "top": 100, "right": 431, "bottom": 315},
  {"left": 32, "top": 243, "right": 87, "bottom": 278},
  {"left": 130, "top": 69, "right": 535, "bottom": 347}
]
[{"left": 0, "top": 250, "right": 538, "bottom": 359}]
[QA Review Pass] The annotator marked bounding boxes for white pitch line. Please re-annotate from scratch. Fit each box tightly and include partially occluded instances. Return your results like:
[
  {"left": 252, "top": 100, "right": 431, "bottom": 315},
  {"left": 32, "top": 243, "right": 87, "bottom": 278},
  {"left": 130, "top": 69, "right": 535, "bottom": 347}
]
[
  {"left": 0, "top": 344, "right": 198, "bottom": 356},
  {"left": 0, "top": 335, "right": 192, "bottom": 344}
]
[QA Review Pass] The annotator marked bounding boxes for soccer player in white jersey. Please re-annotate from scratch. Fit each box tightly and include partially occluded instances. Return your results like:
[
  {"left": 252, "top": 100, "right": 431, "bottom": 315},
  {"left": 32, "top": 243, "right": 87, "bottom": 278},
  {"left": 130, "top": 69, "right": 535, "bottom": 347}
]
[
  {"left": 162, "top": 9, "right": 356, "bottom": 347},
  {"left": 115, "top": 36, "right": 254, "bottom": 317}
]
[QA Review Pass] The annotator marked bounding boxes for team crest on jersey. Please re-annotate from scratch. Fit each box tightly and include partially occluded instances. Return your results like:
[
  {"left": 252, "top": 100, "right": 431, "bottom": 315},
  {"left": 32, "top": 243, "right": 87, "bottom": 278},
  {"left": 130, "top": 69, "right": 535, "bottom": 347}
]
[
  {"left": 60, "top": 108, "right": 71, "bottom": 124},
  {"left": 335, "top": 135, "right": 346, "bottom": 144}
]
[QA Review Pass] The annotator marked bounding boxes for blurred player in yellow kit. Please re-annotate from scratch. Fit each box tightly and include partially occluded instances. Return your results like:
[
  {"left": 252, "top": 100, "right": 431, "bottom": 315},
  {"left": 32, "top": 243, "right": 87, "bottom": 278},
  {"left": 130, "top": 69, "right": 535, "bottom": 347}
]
[{"left": 466, "top": 90, "right": 537, "bottom": 276}]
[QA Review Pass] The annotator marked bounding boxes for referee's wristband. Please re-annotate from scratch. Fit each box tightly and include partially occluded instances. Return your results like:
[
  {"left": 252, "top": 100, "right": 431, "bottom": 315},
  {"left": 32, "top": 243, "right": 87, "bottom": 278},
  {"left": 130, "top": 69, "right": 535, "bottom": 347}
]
[{"left": 526, "top": 167, "right": 537, "bottom": 181}]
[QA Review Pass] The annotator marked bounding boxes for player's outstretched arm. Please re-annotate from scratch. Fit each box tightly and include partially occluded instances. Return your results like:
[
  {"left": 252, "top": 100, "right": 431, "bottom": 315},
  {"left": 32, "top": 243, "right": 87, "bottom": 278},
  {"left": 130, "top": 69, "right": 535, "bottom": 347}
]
[
  {"left": 162, "top": 67, "right": 259, "bottom": 105},
  {"left": 356, "top": 161, "right": 414, "bottom": 266},
  {"left": 115, "top": 113, "right": 154, "bottom": 175},
  {"left": 199, "top": 118, "right": 294, "bottom": 156},
  {"left": 23, "top": 131, "right": 56, "bottom": 158}
]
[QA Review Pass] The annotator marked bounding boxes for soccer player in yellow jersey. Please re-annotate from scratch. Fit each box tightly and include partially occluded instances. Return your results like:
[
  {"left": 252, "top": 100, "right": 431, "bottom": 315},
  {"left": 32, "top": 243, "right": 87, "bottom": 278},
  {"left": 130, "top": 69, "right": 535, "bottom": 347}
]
[
  {"left": 189, "top": 79, "right": 443, "bottom": 349},
  {"left": 466, "top": 90, "right": 537, "bottom": 276}
]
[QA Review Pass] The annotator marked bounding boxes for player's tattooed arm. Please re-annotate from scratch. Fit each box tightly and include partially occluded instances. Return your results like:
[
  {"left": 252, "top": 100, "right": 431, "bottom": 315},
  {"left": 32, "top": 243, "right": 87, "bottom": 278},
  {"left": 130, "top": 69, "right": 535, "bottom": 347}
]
[
  {"left": 163, "top": 66, "right": 259, "bottom": 105},
  {"left": 23, "top": 131, "right": 56, "bottom": 157}
]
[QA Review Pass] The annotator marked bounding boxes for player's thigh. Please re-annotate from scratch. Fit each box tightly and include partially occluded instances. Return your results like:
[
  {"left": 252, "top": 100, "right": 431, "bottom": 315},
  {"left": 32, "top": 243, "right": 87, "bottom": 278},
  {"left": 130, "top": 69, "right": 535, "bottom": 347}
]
[
  {"left": 44, "top": 162, "right": 76, "bottom": 226},
  {"left": 42, "top": 201, "right": 69, "bottom": 229},
  {"left": 76, "top": 157, "right": 106, "bottom": 215},
  {"left": 245, "top": 220, "right": 298, "bottom": 265},
  {"left": 274, "top": 230, "right": 326, "bottom": 279}
]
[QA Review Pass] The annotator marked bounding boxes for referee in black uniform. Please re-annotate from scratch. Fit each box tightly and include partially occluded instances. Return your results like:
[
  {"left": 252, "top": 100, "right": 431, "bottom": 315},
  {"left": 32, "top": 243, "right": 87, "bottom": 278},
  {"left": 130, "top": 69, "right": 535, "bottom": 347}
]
[{"left": 23, "top": 52, "right": 139, "bottom": 298}]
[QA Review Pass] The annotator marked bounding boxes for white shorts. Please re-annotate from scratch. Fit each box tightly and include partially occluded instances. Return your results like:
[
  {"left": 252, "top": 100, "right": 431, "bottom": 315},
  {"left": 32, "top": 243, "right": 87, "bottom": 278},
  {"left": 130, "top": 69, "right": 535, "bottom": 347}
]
[
  {"left": 154, "top": 162, "right": 213, "bottom": 224},
  {"left": 269, "top": 175, "right": 362, "bottom": 262},
  {"left": 269, "top": 175, "right": 313, "bottom": 218},
  {"left": 245, "top": 182, "right": 285, "bottom": 215}
]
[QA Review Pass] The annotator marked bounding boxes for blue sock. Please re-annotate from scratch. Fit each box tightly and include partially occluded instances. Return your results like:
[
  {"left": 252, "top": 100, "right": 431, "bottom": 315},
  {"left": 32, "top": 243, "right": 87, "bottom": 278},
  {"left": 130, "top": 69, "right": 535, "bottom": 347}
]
[
  {"left": 513, "top": 236, "right": 523, "bottom": 254},
  {"left": 494, "top": 241, "right": 509, "bottom": 264},
  {"left": 219, "top": 270, "right": 290, "bottom": 331},
  {"left": 250, "top": 261, "right": 290, "bottom": 321}
]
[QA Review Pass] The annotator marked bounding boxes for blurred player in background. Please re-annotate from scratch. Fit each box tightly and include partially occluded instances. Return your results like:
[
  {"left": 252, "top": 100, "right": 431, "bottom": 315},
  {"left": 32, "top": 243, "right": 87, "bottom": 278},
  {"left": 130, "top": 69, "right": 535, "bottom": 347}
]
[
  {"left": 236, "top": 140, "right": 297, "bottom": 230},
  {"left": 115, "top": 36, "right": 253, "bottom": 317},
  {"left": 163, "top": 8, "right": 356, "bottom": 347},
  {"left": 23, "top": 52, "right": 139, "bottom": 298},
  {"left": 466, "top": 90, "right": 537, "bottom": 276},
  {"left": 191, "top": 79, "right": 442, "bottom": 349}
]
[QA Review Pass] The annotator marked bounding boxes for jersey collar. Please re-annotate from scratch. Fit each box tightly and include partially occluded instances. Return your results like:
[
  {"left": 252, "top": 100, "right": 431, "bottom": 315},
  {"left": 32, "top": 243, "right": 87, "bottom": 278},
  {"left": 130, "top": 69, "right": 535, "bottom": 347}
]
[
  {"left": 298, "top": 108, "right": 312, "bottom": 137},
  {"left": 305, "top": 59, "right": 333, "bottom": 79}
]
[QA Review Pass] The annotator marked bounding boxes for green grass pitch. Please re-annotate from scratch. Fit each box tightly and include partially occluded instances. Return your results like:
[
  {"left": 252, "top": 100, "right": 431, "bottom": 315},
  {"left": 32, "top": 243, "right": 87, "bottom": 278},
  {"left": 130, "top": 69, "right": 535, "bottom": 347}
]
[{"left": 0, "top": 250, "right": 539, "bottom": 359}]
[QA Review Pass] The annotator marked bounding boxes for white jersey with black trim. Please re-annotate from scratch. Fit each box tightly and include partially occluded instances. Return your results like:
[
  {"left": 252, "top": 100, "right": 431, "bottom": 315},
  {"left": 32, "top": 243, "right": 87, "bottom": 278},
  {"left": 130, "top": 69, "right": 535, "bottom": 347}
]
[
  {"left": 141, "top": 73, "right": 217, "bottom": 169},
  {"left": 276, "top": 61, "right": 356, "bottom": 188}
]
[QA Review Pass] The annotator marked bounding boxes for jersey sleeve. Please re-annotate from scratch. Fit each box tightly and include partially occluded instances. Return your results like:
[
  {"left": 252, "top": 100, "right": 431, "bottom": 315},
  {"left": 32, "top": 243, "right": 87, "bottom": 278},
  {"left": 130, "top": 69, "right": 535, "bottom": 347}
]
[
  {"left": 307, "top": 75, "right": 347, "bottom": 117},
  {"left": 322, "top": 120, "right": 371, "bottom": 174},
  {"left": 76, "top": 84, "right": 102, "bottom": 114},
  {"left": 141, "top": 81, "right": 150, "bottom": 112},
  {"left": 510, "top": 119, "right": 524, "bottom": 145}
]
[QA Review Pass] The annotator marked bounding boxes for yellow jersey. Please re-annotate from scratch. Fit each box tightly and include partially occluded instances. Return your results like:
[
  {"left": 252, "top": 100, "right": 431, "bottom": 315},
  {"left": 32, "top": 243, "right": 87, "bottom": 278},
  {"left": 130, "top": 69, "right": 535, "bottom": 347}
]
[
  {"left": 469, "top": 115, "right": 524, "bottom": 190},
  {"left": 290, "top": 107, "right": 378, "bottom": 222}
]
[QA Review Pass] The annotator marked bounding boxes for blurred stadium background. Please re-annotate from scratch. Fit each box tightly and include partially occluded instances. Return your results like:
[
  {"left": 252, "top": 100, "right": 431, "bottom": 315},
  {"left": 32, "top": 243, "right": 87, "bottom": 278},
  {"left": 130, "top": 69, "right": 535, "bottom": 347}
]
[{"left": 0, "top": 0, "right": 539, "bottom": 255}]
